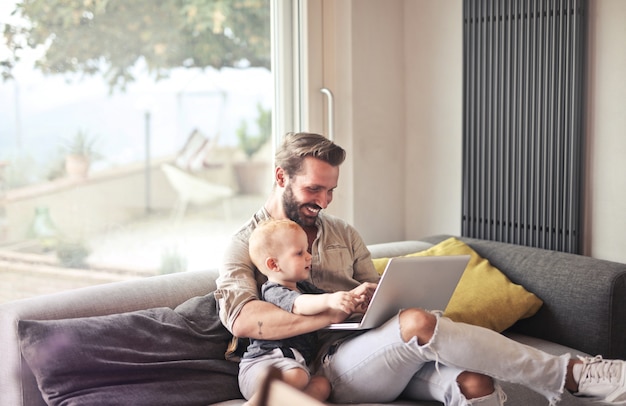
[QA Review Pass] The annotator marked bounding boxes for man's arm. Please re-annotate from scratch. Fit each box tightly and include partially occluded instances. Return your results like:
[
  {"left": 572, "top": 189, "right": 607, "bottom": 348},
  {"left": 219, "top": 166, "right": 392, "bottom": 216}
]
[{"left": 232, "top": 299, "right": 347, "bottom": 340}]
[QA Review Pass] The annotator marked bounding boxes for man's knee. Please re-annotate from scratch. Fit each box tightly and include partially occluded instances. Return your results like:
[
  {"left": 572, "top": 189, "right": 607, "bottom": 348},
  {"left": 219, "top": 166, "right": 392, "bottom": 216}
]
[
  {"left": 398, "top": 308, "right": 437, "bottom": 344},
  {"left": 457, "top": 371, "right": 495, "bottom": 399}
]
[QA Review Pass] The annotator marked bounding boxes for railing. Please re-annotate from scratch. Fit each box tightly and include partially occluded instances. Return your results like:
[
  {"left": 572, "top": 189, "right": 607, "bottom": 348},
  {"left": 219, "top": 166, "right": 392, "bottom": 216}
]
[{"left": 0, "top": 156, "right": 176, "bottom": 244}]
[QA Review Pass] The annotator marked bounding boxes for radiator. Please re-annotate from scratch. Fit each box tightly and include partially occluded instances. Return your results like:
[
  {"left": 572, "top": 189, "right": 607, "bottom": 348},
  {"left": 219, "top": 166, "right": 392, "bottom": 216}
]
[{"left": 462, "top": 0, "right": 587, "bottom": 253}]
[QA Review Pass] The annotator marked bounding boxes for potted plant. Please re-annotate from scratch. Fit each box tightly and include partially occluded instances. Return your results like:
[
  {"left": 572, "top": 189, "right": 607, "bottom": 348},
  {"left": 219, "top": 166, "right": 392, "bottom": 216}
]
[
  {"left": 234, "top": 103, "right": 272, "bottom": 194},
  {"left": 159, "top": 246, "right": 188, "bottom": 274},
  {"left": 56, "top": 239, "right": 90, "bottom": 269},
  {"left": 63, "top": 129, "right": 101, "bottom": 180},
  {"left": 236, "top": 103, "right": 271, "bottom": 160}
]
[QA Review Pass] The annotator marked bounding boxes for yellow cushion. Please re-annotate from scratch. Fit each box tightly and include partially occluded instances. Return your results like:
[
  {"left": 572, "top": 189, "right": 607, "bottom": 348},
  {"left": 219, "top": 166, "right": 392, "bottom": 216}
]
[{"left": 372, "top": 237, "right": 543, "bottom": 332}]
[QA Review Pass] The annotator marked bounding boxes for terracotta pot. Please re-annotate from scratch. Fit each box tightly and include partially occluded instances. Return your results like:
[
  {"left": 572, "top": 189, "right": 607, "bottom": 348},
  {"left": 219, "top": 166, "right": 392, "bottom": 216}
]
[{"left": 65, "top": 154, "right": 90, "bottom": 180}]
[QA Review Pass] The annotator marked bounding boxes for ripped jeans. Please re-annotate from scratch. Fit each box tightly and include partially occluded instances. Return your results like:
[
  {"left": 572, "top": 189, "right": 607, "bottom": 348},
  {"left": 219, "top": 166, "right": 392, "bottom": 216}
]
[{"left": 318, "top": 311, "right": 569, "bottom": 406}]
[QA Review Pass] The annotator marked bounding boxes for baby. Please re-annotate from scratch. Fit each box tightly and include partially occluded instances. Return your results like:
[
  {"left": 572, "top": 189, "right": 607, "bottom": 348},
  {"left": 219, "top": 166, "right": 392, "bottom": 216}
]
[{"left": 238, "top": 218, "right": 368, "bottom": 405}]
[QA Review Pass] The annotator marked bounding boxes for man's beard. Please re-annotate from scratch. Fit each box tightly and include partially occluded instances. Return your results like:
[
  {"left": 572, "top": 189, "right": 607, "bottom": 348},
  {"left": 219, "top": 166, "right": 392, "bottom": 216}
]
[{"left": 282, "top": 184, "right": 319, "bottom": 227}]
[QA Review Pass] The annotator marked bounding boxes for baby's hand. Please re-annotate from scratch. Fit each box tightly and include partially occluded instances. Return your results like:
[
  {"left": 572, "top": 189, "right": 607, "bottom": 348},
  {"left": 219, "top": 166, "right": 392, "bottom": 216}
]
[
  {"left": 326, "top": 291, "right": 363, "bottom": 314},
  {"left": 349, "top": 282, "right": 377, "bottom": 312}
]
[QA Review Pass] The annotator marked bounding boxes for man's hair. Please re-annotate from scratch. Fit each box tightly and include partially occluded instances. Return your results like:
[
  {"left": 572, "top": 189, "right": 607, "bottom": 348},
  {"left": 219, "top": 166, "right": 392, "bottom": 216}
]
[
  {"left": 275, "top": 132, "right": 346, "bottom": 178},
  {"left": 249, "top": 219, "right": 302, "bottom": 275}
]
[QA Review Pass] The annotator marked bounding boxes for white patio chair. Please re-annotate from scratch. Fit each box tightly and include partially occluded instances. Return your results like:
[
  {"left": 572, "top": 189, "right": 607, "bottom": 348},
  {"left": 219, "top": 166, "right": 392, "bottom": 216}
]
[{"left": 161, "top": 129, "right": 237, "bottom": 221}]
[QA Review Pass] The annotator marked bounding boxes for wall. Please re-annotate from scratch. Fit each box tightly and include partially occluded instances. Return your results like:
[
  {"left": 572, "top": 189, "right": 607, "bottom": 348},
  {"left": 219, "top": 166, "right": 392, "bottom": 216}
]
[
  {"left": 403, "top": 1, "right": 463, "bottom": 241},
  {"left": 350, "top": 1, "right": 408, "bottom": 243},
  {"left": 584, "top": 0, "right": 626, "bottom": 262},
  {"left": 2, "top": 162, "right": 177, "bottom": 242},
  {"left": 319, "top": 0, "right": 626, "bottom": 263}
]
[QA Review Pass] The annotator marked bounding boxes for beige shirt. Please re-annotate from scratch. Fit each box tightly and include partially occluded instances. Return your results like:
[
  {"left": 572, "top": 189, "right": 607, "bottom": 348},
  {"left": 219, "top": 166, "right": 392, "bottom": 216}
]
[{"left": 215, "top": 206, "right": 381, "bottom": 334}]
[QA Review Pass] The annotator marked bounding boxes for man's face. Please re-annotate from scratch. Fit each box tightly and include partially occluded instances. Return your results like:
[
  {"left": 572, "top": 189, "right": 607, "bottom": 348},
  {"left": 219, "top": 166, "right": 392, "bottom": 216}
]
[{"left": 281, "top": 157, "right": 340, "bottom": 227}]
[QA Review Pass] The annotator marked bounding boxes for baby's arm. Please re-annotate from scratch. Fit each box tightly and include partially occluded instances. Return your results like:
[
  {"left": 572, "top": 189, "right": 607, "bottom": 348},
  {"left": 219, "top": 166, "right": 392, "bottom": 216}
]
[{"left": 292, "top": 291, "right": 363, "bottom": 316}]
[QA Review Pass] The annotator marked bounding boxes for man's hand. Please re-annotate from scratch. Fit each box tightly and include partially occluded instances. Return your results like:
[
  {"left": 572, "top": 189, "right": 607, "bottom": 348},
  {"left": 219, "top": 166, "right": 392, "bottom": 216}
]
[{"left": 349, "top": 282, "right": 377, "bottom": 313}]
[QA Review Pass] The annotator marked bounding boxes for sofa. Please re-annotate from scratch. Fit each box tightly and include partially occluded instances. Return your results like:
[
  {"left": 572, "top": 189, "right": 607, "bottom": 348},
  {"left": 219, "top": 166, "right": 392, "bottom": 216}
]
[{"left": 1, "top": 235, "right": 625, "bottom": 406}]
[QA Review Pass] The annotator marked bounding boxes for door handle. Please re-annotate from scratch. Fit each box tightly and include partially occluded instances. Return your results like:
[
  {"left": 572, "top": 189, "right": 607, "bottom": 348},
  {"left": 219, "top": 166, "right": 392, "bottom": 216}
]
[{"left": 320, "top": 88, "right": 334, "bottom": 141}]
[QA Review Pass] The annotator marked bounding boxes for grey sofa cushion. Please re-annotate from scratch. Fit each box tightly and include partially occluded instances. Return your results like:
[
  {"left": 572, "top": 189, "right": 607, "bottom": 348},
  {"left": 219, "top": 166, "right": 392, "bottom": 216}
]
[{"left": 18, "top": 292, "right": 241, "bottom": 406}]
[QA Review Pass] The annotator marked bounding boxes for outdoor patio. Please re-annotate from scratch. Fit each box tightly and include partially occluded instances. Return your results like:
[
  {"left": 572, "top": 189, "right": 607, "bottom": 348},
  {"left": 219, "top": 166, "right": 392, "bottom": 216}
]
[{"left": 0, "top": 193, "right": 265, "bottom": 304}]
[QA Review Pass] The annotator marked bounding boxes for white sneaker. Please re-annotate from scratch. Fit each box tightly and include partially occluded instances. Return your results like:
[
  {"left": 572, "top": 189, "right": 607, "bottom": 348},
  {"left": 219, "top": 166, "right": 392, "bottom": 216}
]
[{"left": 575, "top": 355, "right": 626, "bottom": 403}]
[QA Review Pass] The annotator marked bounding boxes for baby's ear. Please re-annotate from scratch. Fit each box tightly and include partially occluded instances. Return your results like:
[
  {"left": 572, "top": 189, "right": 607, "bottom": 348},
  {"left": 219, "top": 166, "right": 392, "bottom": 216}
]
[{"left": 266, "top": 257, "right": 279, "bottom": 272}]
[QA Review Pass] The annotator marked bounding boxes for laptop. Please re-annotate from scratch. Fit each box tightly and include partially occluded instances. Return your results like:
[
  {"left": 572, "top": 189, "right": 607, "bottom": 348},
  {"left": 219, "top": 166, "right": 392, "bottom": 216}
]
[{"left": 325, "top": 255, "right": 470, "bottom": 330}]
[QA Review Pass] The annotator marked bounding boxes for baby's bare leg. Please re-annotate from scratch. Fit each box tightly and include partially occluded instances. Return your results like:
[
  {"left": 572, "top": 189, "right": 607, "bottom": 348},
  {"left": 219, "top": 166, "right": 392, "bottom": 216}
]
[
  {"left": 245, "top": 368, "right": 330, "bottom": 405},
  {"left": 283, "top": 368, "right": 330, "bottom": 401},
  {"left": 305, "top": 375, "right": 331, "bottom": 401}
]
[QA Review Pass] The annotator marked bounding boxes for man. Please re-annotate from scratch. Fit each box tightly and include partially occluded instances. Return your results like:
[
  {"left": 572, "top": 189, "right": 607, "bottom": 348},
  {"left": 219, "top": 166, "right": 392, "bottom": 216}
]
[{"left": 216, "top": 132, "right": 626, "bottom": 405}]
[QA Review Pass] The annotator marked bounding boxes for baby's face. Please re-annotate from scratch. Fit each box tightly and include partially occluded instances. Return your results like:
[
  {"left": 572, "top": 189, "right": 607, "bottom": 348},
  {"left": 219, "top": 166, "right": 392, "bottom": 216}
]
[{"left": 274, "top": 228, "right": 312, "bottom": 283}]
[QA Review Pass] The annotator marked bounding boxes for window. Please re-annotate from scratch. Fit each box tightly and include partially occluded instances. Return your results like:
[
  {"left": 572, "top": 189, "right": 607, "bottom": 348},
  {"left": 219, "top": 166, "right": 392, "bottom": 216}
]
[{"left": 0, "top": 0, "right": 287, "bottom": 303}]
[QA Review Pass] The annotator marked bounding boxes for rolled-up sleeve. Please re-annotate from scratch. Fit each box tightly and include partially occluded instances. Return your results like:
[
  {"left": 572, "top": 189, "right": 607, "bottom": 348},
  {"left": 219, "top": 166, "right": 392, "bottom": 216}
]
[
  {"left": 215, "top": 210, "right": 271, "bottom": 333},
  {"left": 215, "top": 230, "right": 260, "bottom": 333}
]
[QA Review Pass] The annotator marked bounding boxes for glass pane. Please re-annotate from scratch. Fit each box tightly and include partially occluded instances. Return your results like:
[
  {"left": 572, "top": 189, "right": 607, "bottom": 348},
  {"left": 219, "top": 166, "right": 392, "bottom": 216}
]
[{"left": 0, "top": 0, "right": 272, "bottom": 303}]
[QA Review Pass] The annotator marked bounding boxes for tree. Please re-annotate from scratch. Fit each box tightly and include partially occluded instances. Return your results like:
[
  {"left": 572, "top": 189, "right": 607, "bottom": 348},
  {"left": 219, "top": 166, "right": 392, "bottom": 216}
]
[{"left": 1, "top": 0, "right": 270, "bottom": 91}]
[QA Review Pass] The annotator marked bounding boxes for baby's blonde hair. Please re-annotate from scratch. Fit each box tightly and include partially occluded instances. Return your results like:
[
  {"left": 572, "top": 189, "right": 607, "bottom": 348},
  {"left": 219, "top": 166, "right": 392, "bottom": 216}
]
[{"left": 249, "top": 219, "right": 302, "bottom": 275}]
